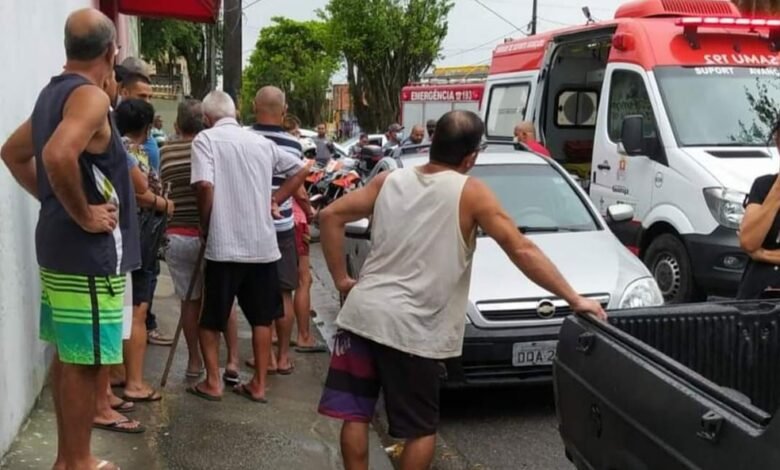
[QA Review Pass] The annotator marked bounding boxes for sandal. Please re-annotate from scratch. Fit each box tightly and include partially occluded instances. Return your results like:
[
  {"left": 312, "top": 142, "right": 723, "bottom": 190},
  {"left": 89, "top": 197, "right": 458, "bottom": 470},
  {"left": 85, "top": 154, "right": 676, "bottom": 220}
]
[
  {"left": 110, "top": 400, "right": 135, "bottom": 413},
  {"left": 277, "top": 363, "right": 295, "bottom": 376},
  {"left": 185, "top": 368, "right": 204, "bottom": 378},
  {"left": 186, "top": 385, "right": 222, "bottom": 402},
  {"left": 294, "top": 343, "right": 328, "bottom": 354},
  {"left": 223, "top": 369, "right": 240, "bottom": 385},
  {"left": 96, "top": 460, "right": 121, "bottom": 470},
  {"left": 93, "top": 418, "right": 145, "bottom": 434},
  {"left": 232, "top": 384, "right": 268, "bottom": 403},
  {"left": 123, "top": 390, "right": 162, "bottom": 403},
  {"left": 147, "top": 329, "right": 174, "bottom": 346}
]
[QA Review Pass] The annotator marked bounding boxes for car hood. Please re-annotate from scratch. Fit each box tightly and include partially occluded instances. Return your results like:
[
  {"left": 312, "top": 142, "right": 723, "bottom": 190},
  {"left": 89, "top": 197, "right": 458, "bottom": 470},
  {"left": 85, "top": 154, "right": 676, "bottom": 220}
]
[
  {"left": 683, "top": 147, "right": 779, "bottom": 193},
  {"left": 468, "top": 231, "right": 647, "bottom": 306}
]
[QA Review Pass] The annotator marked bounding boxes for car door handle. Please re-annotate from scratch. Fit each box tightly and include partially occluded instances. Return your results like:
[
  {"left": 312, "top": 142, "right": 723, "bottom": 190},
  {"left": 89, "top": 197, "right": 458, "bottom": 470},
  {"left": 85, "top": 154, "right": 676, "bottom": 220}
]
[{"left": 597, "top": 163, "right": 611, "bottom": 171}]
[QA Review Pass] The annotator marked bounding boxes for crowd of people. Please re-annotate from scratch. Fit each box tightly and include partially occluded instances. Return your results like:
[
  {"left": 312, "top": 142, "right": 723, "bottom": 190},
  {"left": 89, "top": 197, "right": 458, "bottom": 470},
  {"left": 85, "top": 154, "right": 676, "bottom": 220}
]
[
  {"left": 0, "top": 5, "right": 648, "bottom": 470},
  {"left": 0, "top": 8, "right": 327, "bottom": 470}
]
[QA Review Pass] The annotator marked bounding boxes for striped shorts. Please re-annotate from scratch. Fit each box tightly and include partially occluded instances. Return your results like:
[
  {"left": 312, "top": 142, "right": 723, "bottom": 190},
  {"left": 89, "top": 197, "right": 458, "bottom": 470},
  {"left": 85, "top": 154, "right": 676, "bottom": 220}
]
[
  {"left": 318, "top": 330, "right": 443, "bottom": 439},
  {"left": 39, "top": 268, "right": 126, "bottom": 365}
]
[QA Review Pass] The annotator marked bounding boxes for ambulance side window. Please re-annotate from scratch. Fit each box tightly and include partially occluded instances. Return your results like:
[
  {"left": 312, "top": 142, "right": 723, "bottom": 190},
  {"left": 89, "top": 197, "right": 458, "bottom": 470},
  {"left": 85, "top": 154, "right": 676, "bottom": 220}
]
[
  {"left": 608, "top": 71, "right": 657, "bottom": 142},
  {"left": 485, "top": 83, "right": 531, "bottom": 139}
]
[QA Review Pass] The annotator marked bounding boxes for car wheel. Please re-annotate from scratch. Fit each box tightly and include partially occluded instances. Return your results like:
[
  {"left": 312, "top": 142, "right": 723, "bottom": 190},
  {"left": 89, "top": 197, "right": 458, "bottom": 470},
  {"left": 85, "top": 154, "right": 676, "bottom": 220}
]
[{"left": 644, "top": 234, "right": 703, "bottom": 303}]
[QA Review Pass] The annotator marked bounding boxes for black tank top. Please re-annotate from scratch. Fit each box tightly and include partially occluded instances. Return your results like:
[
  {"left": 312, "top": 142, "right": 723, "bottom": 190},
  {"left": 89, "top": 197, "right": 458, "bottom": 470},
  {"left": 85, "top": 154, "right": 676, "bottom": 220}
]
[{"left": 31, "top": 73, "right": 140, "bottom": 276}]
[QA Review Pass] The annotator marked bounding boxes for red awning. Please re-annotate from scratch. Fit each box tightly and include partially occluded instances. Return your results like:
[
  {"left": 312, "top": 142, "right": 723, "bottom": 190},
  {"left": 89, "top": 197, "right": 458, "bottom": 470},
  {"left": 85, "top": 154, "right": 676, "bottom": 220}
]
[{"left": 117, "top": 0, "right": 220, "bottom": 23}]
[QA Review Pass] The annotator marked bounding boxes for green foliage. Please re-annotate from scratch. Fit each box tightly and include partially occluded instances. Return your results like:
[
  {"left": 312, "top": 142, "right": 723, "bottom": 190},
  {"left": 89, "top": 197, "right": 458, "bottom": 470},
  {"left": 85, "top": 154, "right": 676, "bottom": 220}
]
[
  {"left": 140, "top": 19, "right": 220, "bottom": 100},
  {"left": 732, "top": 78, "right": 780, "bottom": 144},
  {"left": 241, "top": 17, "right": 339, "bottom": 126},
  {"left": 322, "top": 0, "right": 453, "bottom": 132}
]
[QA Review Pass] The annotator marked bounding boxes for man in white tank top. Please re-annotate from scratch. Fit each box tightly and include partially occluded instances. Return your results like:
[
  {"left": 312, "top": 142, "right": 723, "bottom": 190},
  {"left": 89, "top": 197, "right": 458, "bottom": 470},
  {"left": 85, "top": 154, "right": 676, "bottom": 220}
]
[{"left": 317, "top": 111, "right": 606, "bottom": 470}]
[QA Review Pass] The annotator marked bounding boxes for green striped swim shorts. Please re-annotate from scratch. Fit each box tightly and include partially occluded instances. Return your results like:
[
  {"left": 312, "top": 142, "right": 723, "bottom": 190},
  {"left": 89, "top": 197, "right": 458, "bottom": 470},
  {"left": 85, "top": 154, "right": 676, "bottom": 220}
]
[{"left": 39, "top": 268, "right": 125, "bottom": 365}]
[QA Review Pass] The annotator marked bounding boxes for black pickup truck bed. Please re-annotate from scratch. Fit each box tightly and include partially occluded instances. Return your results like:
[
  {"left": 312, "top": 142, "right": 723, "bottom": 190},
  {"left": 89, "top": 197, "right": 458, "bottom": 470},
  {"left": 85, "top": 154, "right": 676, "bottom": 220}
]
[{"left": 555, "top": 301, "right": 780, "bottom": 470}]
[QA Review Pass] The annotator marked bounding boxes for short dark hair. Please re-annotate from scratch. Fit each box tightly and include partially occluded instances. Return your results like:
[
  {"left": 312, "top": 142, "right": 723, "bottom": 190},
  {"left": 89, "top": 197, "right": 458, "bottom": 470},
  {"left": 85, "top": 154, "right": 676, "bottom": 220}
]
[
  {"left": 359, "top": 133, "right": 368, "bottom": 139},
  {"left": 64, "top": 15, "right": 116, "bottom": 61},
  {"left": 426, "top": 119, "right": 437, "bottom": 127},
  {"left": 176, "top": 99, "right": 204, "bottom": 136},
  {"left": 121, "top": 72, "right": 151, "bottom": 89},
  {"left": 115, "top": 99, "right": 155, "bottom": 136},
  {"left": 429, "top": 111, "right": 485, "bottom": 166}
]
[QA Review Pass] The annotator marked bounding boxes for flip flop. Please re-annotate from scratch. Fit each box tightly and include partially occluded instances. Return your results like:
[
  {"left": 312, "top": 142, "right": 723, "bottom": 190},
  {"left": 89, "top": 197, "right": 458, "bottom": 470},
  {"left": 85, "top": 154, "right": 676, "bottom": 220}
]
[
  {"left": 93, "top": 418, "right": 145, "bottom": 434},
  {"left": 110, "top": 400, "right": 135, "bottom": 413},
  {"left": 245, "top": 360, "right": 278, "bottom": 375},
  {"left": 96, "top": 460, "right": 121, "bottom": 470},
  {"left": 186, "top": 385, "right": 222, "bottom": 402},
  {"left": 185, "top": 368, "right": 204, "bottom": 378},
  {"left": 294, "top": 344, "right": 328, "bottom": 354},
  {"left": 277, "top": 364, "right": 295, "bottom": 376},
  {"left": 123, "top": 390, "right": 162, "bottom": 403},
  {"left": 232, "top": 384, "right": 268, "bottom": 404},
  {"left": 223, "top": 369, "right": 240, "bottom": 385},
  {"left": 110, "top": 381, "right": 126, "bottom": 389}
]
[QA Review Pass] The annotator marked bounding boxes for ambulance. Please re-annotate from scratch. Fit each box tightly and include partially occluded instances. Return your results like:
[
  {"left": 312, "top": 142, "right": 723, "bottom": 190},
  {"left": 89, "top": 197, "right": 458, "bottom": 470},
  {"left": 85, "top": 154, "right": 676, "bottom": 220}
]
[{"left": 482, "top": 0, "right": 780, "bottom": 302}]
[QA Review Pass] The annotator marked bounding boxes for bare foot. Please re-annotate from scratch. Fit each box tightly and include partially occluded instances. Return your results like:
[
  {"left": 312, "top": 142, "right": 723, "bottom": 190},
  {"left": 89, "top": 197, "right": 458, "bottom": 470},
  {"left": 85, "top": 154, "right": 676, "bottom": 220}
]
[{"left": 94, "top": 408, "right": 135, "bottom": 427}]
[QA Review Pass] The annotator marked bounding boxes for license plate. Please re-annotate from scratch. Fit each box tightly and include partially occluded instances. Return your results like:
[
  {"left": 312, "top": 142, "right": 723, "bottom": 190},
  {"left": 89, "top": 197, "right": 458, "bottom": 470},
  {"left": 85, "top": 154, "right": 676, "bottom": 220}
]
[{"left": 512, "top": 341, "right": 557, "bottom": 367}]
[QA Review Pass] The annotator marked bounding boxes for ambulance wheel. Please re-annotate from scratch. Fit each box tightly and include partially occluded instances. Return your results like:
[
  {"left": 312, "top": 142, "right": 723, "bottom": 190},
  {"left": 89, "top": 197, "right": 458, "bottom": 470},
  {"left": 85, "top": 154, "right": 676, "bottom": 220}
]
[{"left": 644, "top": 234, "right": 704, "bottom": 303}]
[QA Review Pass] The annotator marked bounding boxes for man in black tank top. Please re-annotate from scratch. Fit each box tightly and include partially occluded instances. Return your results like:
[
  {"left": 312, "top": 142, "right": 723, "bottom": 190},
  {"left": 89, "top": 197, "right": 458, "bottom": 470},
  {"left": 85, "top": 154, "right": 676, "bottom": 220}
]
[{"left": 0, "top": 8, "right": 138, "bottom": 470}]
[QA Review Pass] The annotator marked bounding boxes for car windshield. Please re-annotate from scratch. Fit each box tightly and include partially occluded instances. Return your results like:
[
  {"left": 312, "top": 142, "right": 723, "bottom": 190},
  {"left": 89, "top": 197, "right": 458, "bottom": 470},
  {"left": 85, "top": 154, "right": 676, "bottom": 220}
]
[
  {"left": 655, "top": 66, "right": 780, "bottom": 147},
  {"left": 470, "top": 163, "right": 599, "bottom": 233}
]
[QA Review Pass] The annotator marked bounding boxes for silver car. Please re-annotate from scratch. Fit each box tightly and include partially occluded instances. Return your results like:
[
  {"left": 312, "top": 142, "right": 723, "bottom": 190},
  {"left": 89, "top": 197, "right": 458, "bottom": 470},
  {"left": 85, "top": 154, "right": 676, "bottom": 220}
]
[{"left": 343, "top": 144, "right": 663, "bottom": 387}]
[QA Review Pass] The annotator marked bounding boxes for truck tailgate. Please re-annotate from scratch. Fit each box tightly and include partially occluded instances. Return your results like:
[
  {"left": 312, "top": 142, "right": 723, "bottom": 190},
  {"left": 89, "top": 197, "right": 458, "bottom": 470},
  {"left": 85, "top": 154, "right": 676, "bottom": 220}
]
[{"left": 554, "top": 301, "right": 780, "bottom": 469}]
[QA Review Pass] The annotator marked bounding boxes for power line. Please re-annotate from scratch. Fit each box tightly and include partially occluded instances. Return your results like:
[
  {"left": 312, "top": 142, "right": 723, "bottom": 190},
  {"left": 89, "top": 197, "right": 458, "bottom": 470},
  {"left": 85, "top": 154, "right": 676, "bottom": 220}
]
[
  {"left": 242, "top": 0, "right": 265, "bottom": 11},
  {"left": 443, "top": 28, "right": 524, "bottom": 60},
  {"left": 537, "top": 16, "right": 572, "bottom": 27},
  {"left": 472, "top": 0, "right": 524, "bottom": 31}
]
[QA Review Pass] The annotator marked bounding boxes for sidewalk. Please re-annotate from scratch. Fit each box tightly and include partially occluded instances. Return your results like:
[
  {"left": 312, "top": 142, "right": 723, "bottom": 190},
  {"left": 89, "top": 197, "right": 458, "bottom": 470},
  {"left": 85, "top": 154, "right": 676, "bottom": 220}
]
[{"left": 1, "top": 263, "right": 393, "bottom": 470}]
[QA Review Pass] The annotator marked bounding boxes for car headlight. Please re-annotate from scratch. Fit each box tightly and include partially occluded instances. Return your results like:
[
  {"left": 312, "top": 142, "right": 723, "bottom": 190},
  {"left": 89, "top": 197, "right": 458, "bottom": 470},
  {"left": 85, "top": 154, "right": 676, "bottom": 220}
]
[
  {"left": 619, "top": 277, "right": 664, "bottom": 309},
  {"left": 703, "top": 188, "right": 746, "bottom": 230}
]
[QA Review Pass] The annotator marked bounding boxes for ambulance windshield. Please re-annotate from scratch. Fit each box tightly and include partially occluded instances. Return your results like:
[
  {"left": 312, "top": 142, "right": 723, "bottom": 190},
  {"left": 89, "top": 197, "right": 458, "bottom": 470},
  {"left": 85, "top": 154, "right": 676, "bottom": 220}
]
[{"left": 656, "top": 66, "right": 780, "bottom": 147}]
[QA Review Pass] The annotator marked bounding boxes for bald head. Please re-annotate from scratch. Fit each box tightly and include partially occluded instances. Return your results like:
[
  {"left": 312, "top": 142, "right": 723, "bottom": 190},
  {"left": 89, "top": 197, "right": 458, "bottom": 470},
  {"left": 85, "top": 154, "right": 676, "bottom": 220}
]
[
  {"left": 409, "top": 124, "right": 426, "bottom": 144},
  {"left": 430, "top": 110, "right": 485, "bottom": 167},
  {"left": 64, "top": 8, "right": 116, "bottom": 61},
  {"left": 254, "top": 86, "right": 287, "bottom": 124},
  {"left": 514, "top": 121, "right": 536, "bottom": 142}
]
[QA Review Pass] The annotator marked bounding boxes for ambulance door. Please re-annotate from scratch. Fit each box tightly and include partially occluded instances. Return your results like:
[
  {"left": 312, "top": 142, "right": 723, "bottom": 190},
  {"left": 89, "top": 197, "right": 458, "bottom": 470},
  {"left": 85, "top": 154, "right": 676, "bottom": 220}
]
[
  {"left": 591, "top": 63, "right": 663, "bottom": 227},
  {"left": 483, "top": 73, "right": 537, "bottom": 141}
]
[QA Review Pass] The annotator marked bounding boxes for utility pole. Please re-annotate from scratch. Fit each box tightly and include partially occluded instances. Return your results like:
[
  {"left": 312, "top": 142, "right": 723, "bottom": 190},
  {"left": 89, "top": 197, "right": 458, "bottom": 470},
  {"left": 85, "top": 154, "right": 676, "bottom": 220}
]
[
  {"left": 531, "top": 0, "right": 538, "bottom": 35},
  {"left": 209, "top": 23, "right": 217, "bottom": 92},
  {"left": 223, "top": 0, "right": 242, "bottom": 103}
]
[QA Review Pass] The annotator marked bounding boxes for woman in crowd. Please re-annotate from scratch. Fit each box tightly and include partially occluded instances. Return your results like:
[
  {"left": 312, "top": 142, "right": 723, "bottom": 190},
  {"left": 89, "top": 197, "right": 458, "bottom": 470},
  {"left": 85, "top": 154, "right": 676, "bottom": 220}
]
[
  {"left": 115, "top": 98, "right": 174, "bottom": 402},
  {"left": 738, "top": 118, "right": 780, "bottom": 299}
]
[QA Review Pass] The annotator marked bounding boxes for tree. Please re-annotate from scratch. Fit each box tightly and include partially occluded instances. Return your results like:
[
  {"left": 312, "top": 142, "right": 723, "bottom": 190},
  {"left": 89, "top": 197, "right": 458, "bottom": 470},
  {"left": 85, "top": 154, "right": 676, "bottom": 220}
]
[
  {"left": 241, "top": 17, "right": 339, "bottom": 126},
  {"left": 140, "top": 19, "right": 220, "bottom": 100},
  {"left": 322, "top": 0, "right": 453, "bottom": 132}
]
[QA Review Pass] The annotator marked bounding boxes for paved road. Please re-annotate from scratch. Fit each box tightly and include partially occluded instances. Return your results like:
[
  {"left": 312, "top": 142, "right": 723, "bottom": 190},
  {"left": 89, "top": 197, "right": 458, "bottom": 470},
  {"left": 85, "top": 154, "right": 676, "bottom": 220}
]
[{"left": 310, "top": 246, "right": 574, "bottom": 470}]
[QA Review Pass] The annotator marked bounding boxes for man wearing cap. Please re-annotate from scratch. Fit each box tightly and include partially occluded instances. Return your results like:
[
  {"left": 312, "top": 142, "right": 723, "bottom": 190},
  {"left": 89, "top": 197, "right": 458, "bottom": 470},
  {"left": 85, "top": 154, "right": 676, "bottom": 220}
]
[{"left": 383, "top": 123, "right": 403, "bottom": 153}]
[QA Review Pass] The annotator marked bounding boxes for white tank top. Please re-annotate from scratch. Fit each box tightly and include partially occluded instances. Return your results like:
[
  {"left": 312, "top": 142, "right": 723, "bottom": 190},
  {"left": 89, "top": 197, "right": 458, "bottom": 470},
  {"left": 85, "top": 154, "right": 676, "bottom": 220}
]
[{"left": 336, "top": 167, "right": 476, "bottom": 359}]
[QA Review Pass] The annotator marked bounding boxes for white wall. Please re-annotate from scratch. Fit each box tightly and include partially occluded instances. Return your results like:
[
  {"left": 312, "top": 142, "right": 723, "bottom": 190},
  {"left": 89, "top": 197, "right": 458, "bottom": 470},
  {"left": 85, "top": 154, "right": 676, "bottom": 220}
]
[{"left": 0, "top": 0, "right": 98, "bottom": 456}]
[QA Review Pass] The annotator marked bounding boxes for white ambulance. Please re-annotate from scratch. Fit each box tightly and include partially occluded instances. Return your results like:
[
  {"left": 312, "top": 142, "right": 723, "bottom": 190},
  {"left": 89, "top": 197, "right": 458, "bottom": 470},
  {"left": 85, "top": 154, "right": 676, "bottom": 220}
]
[{"left": 481, "top": 0, "right": 780, "bottom": 302}]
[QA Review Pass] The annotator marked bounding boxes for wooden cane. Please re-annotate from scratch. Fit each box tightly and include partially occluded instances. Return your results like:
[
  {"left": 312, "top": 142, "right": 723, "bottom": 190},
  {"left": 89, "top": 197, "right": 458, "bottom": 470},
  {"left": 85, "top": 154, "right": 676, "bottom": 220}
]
[{"left": 160, "top": 241, "right": 206, "bottom": 388}]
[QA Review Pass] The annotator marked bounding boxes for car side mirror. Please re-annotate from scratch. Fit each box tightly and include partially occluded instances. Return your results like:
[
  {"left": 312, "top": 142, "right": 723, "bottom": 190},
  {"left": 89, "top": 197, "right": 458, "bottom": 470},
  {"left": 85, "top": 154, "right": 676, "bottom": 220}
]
[
  {"left": 345, "top": 218, "right": 371, "bottom": 239},
  {"left": 607, "top": 204, "right": 634, "bottom": 223},
  {"left": 620, "top": 115, "right": 645, "bottom": 156}
]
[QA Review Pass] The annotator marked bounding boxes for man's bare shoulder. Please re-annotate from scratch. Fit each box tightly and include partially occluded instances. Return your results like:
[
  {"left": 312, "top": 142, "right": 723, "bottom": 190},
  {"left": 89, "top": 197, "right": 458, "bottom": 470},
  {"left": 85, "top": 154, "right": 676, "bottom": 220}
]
[
  {"left": 462, "top": 176, "right": 491, "bottom": 203},
  {"left": 64, "top": 84, "right": 110, "bottom": 115}
]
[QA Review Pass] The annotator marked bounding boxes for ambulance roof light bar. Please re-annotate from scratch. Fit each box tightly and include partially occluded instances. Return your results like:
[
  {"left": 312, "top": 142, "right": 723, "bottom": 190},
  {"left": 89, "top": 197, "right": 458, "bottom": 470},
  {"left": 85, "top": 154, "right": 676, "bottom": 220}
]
[{"left": 675, "top": 16, "right": 780, "bottom": 50}]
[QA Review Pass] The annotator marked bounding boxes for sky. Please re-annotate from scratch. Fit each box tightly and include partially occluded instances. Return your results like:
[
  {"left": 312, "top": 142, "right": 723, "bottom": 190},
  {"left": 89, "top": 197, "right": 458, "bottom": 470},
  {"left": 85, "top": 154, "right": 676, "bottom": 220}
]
[{"left": 241, "top": 0, "right": 624, "bottom": 82}]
